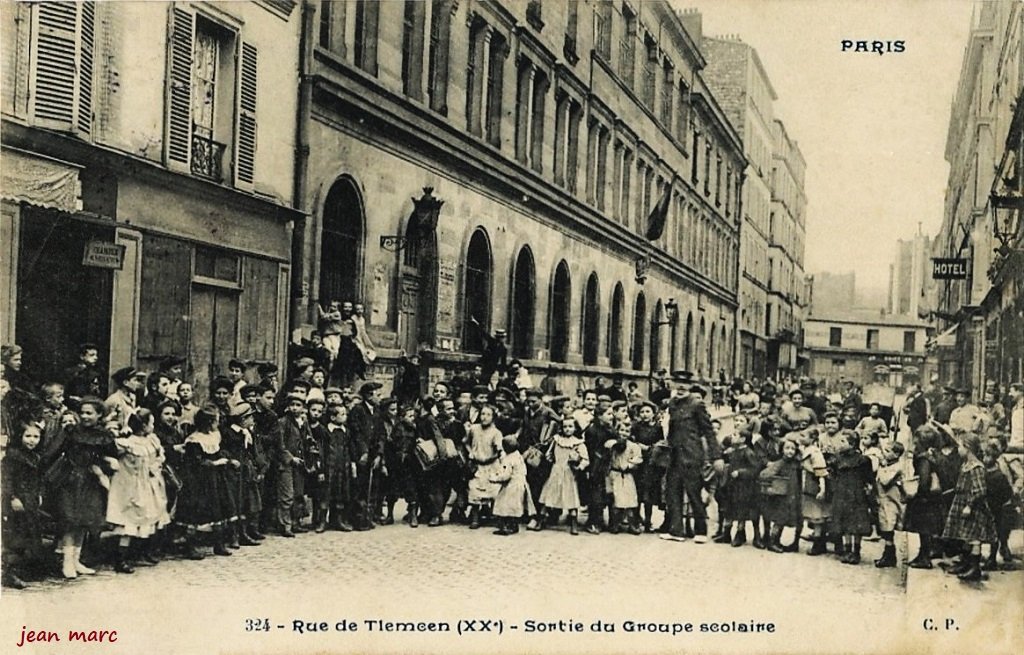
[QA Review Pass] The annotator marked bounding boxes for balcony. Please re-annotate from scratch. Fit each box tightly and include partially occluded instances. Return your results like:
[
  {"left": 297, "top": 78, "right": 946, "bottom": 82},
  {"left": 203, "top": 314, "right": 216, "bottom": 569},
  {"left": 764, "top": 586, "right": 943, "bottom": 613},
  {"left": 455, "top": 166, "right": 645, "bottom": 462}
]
[{"left": 190, "top": 131, "right": 226, "bottom": 181}]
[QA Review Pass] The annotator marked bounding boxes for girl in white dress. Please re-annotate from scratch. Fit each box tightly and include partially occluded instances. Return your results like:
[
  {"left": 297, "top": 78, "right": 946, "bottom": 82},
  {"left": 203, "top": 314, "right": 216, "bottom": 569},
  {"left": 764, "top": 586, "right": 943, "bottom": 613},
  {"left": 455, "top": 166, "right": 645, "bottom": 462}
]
[
  {"left": 106, "top": 409, "right": 170, "bottom": 573},
  {"left": 466, "top": 405, "right": 504, "bottom": 529},
  {"left": 532, "top": 418, "right": 590, "bottom": 535}
]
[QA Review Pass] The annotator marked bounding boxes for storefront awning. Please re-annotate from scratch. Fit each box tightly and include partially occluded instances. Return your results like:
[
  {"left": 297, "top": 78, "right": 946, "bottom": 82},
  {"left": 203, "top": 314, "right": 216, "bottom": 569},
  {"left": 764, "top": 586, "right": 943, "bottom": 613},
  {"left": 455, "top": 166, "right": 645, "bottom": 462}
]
[{"left": 1, "top": 147, "right": 81, "bottom": 213}]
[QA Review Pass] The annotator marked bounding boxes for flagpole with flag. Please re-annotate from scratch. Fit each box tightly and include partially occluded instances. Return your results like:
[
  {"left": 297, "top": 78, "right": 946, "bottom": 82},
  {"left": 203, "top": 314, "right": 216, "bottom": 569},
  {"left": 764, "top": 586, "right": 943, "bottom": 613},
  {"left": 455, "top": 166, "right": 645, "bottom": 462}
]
[{"left": 637, "top": 184, "right": 672, "bottom": 284}]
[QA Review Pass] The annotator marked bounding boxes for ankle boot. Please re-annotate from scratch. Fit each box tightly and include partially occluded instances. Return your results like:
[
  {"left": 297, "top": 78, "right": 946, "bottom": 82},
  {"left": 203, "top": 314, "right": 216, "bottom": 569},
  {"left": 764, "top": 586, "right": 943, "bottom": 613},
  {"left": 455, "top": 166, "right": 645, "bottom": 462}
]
[
  {"left": 731, "top": 528, "right": 747, "bottom": 547},
  {"left": 628, "top": 509, "right": 643, "bottom": 535},
  {"left": 138, "top": 540, "right": 161, "bottom": 565},
  {"left": 62, "top": 547, "right": 78, "bottom": 579},
  {"left": 608, "top": 509, "right": 622, "bottom": 534},
  {"left": 409, "top": 504, "right": 419, "bottom": 528},
  {"left": 958, "top": 554, "right": 982, "bottom": 582},
  {"left": 875, "top": 544, "right": 897, "bottom": 568},
  {"left": 808, "top": 537, "right": 827, "bottom": 556},
  {"left": 73, "top": 547, "right": 96, "bottom": 575},
  {"left": 213, "top": 529, "right": 233, "bottom": 556},
  {"left": 184, "top": 540, "right": 206, "bottom": 560},
  {"left": 114, "top": 546, "right": 135, "bottom": 574},
  {"left": 569, "top": 515, "right": 579, "bottom": 536},
  {"left": 468, "top": 506, "right": 481, "bottom": 529},
  {"left": 908, "top": 551, "right": 933, "bottom": 569},
  {"left": 227, "top": 526, "right": 241, "bottom": 549}
]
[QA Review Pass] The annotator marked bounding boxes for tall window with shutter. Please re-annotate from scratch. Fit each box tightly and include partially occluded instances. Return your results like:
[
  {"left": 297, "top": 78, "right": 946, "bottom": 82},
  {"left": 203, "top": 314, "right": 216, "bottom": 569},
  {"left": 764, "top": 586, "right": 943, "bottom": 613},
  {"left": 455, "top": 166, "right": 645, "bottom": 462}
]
[
  {"left": 29, "top": 1, "right": 95, "bottom": 135},
  {"left": 163, "top": 7, "right": 257, "bottom": 189},
  {"left": 427, "top": 0, "right": 451, "bottom": 115},
  {"left": 235, "top": 42, "right": 258, "bottom": 189},
  {"left": 619, "top": 6, "right": 636, "bottom": 89},
  {"left": 354, "top": 0, "right": 379, "bottom": 75}
]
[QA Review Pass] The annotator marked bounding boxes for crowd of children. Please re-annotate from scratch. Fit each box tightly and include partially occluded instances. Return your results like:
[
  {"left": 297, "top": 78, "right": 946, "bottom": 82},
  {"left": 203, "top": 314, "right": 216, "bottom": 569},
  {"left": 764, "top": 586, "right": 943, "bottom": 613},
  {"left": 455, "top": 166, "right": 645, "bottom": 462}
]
[{"left": 1, "top": 340, "right": 1022, "bottom": 590}]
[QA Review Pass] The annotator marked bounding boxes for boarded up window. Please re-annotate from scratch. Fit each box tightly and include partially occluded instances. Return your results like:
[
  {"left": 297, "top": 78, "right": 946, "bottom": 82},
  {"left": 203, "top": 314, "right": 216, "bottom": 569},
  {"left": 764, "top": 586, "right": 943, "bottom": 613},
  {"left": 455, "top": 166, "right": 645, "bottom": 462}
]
[
  {"left": 238, "top": 256, "right": 280, "bottom": 362},
  {"left": 137, "top": 235, "right": 191, "bottom": 360}
]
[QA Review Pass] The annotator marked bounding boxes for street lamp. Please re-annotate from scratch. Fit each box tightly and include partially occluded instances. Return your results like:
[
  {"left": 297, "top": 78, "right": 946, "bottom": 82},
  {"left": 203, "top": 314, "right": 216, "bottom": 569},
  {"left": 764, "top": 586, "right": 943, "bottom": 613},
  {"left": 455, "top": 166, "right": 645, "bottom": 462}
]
[
  {"left": 650, "top": 298, "right": 680, "bottom": 384},
  {"left": 380, "top": 187, "right": 445, "bottom": 252}
]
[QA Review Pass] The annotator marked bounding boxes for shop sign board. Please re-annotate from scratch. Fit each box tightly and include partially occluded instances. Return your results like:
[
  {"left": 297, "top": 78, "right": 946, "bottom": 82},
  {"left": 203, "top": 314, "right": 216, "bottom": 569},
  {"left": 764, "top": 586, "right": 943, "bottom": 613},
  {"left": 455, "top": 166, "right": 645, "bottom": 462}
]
[
  {"left": 931, "top": 258, "right": 969, "bottom": 279},
  {"left": 82, "top": 241, "right": 125, "bottom": 269}
]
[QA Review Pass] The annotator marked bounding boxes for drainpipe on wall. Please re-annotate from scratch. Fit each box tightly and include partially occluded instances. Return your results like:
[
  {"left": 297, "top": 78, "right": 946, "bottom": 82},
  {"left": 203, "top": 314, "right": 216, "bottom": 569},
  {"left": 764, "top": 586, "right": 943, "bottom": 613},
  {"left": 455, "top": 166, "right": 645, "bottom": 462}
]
[{"left": 291, "top": 0, "right": 315, "bottom": 337}]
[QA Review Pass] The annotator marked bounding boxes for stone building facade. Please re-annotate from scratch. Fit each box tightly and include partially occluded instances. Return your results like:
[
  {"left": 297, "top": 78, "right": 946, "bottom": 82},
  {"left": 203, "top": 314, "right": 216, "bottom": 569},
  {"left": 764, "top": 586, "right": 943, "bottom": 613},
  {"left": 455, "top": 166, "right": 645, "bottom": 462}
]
[
  {"left": 767, "top": 118, "right": 808, "bottom": 378},
  {"left": 701, "top": 35, "right": 776, "bottom": 380},
  {"left": 297, "top": 0, "right": 746, "bottom": 393},
  {"left": 1, "top": 0, "right": 303, "bottom": 393},
  {"left": 933, "top": 0, "right": 1024, "bottom": 395}
]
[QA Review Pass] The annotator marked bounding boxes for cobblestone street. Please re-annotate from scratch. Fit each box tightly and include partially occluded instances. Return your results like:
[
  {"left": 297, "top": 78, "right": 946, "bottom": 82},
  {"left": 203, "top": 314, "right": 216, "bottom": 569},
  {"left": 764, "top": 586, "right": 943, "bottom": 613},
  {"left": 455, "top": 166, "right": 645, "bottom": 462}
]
[{"left": 2, "top": 508, "right": 1021, "bottom": 655}]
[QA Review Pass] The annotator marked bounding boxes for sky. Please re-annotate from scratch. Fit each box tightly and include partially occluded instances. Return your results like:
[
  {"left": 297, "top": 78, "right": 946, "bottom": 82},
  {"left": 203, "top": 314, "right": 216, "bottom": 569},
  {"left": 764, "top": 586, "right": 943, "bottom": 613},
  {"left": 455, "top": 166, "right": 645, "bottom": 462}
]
[{"left": 680, "top": 0, "right": 976, "bottom": 293}]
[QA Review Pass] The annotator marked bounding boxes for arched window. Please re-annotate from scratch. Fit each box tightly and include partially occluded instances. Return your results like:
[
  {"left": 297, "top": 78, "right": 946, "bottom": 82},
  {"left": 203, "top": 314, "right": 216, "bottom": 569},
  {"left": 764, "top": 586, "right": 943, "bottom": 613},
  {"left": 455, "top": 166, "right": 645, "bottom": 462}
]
[
  {"left": 722, "top": 324, "right": 730, "bottom": 373},
  {"left": 650, "top": 300, "right": 663, "bottom": 372},
  {"left": 709, "top": 324, "right": 717, "bottom": 378},
  {"left": 697, "top": 316, "right": 706, "bottom": 377},
  {"left": 319, "top": 178, "right": 364, "bottom": 305},
  {"left": 609, "top": 283, "right": 625, "bottom": 368},
  {"left": 549, "top": 261, "right": 571, "bottom": 363},
  {"left": 463, "top": 229, "right": 492, "bottom": 353},
  {"left": 582, "top": 273, "right": 600, "bottom": 365},
  {"left": 631, "top": 292, "right": 646, "bottom": 370},
  {"left": 684, "top": 311, "right": 694, "bottom": 372},
  {"left": 510, "top": 246, "right": 536, "bottom": 359}
]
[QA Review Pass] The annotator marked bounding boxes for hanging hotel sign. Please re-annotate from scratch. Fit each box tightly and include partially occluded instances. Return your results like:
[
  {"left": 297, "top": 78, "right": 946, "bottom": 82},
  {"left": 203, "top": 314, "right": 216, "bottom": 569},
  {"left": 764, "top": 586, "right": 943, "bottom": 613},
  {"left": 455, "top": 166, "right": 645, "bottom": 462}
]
[
  {"left": 931, "top": 258, "right": 969, "bottom": 280},
  {"left": 82, "top": 241, "right": 126, "bottom": 270}
]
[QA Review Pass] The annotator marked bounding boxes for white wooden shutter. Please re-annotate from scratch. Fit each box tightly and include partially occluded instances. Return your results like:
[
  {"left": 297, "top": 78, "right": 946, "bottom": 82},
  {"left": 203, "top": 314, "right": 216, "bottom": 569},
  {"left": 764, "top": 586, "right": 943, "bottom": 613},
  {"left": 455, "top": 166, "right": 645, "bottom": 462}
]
[
  {"left": 77, "top": 0, "right": 95, "bottom": 135},
  {"left": 31, "top": 2, "right": 78, "bottom": 129},
  {"left": 234, "top": 40, "right": 258, "bottom": 189},
  {"left": 164, "top": 5, "right": 194, "bottom": 171}
]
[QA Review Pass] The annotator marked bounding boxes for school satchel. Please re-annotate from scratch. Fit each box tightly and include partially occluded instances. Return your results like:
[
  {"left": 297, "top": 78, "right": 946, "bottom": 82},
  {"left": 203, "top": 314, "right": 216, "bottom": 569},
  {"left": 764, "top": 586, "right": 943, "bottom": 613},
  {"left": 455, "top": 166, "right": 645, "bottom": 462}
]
[{"left": 414, "top": 439, "right": 440, "bottom": 471}]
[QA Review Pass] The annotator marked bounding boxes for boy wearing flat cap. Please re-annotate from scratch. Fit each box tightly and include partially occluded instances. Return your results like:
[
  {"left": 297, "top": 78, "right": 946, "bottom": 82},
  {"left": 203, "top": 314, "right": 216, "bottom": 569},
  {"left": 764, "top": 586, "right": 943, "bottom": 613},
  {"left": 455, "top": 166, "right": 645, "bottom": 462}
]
[
  {"left": 348, "top": 382, "right": 386, "bottom": 530},
  {"left": 106, "top": 367, "right": 146, "bottom": 431}
]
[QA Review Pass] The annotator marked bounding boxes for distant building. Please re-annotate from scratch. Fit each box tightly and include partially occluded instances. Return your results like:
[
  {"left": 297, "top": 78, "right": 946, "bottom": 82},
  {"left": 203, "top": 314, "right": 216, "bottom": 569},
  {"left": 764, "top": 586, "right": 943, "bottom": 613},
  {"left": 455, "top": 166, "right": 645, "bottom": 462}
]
[
  {"left": 767, "top": 119, "right": 807, "bottom": 378},
  {"left": 805, "top": 311, "right": 930, "bottom": 390},
  {"left": 702, "top": 35, "right": 778, "bottom": 379},
  {"left": 887, "top": 232, "right": 932, "bottom": 317},
  {"left": 810, "top": 271, "right": 856, "bottom": 314}
]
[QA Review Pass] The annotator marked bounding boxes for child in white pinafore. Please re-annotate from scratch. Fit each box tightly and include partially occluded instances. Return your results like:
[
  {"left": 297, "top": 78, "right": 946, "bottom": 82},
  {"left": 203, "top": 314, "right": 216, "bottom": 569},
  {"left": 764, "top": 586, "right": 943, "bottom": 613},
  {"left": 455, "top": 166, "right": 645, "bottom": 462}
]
[
  {"left": 489, "top": 435, "right": 535, "bottom": 536},
  {"left": 605, "top": 420, "right": 645, "bottom": 535},
  {"left": 534, "top": 418, "right": 590, "bottom": 535},
  {"left": 106, "top": 409, "right": 170, "bottom": 573}
]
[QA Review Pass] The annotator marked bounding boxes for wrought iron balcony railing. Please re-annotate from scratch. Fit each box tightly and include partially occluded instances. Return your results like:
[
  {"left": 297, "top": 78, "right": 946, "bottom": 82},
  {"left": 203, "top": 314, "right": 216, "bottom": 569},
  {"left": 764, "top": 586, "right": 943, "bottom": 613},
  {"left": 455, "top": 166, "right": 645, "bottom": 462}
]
[{"left": 190, "top": 132, "right": 226, "bottom": 181}]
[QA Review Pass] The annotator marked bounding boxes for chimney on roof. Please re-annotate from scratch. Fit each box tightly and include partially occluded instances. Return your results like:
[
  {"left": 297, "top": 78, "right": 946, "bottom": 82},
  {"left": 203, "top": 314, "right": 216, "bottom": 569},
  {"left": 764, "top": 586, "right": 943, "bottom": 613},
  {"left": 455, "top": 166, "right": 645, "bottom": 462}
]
[{"left": 678, "top": 9, "right": 703, "bottom": 46}]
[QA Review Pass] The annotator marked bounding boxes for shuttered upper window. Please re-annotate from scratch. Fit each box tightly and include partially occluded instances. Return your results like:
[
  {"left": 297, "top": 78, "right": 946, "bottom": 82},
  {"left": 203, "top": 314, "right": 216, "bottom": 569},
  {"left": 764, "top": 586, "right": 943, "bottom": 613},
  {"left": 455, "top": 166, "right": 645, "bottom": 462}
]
[
  {"left": 28, "top": 1, "right": 95, "bottom": 135},
  {"left": 163, "top": 6, "right": 258, "bottom": 190}
]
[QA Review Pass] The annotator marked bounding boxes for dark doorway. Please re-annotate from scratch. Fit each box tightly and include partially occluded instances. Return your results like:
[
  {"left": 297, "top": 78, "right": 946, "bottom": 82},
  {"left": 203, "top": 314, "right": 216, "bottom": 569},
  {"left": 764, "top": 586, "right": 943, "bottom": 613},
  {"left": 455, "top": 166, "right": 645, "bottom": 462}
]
[{"left": 16, "top": 210, "right": 113, "bottom": 389}]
